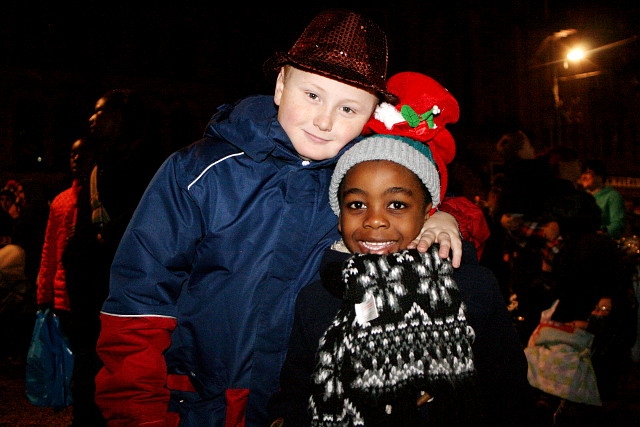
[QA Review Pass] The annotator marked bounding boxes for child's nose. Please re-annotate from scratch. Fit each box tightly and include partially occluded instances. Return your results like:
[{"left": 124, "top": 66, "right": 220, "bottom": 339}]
[
  {"left": 363, "top": 209, "right": 389, "bottom": 229},
  {"left": 313, "top": 110, "right": 334, "bottom": 132}
]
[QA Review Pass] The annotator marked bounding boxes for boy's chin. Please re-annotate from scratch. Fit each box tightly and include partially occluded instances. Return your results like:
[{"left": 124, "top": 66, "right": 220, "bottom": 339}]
[{"left": 293, "top": 143, "right": 343, "bottom": 162}]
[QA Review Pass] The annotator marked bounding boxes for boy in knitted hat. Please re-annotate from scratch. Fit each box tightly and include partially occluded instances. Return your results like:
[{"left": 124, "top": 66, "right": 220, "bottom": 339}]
[
  {"left": 94, "top": 10, "right": 461, "bottom": 427},
  {"left": 268, "top": 72, "right": 531, "bottom": 427}
]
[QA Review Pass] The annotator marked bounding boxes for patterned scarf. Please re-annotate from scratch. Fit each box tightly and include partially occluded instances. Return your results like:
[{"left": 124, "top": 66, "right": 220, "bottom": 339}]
[{"left": 310, "top": 246, "right": 479, "bottom": 426}]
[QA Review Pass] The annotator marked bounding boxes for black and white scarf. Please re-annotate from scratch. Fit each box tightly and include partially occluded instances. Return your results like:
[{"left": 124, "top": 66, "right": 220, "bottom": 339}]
[{"left": 309, "top": 246, "right": 479, "bottom": 426}]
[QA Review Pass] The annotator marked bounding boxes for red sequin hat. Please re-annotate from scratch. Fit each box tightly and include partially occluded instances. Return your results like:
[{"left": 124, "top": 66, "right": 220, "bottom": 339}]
[{"left": 264, "top": 9, "right": 398, "bottom": 104}]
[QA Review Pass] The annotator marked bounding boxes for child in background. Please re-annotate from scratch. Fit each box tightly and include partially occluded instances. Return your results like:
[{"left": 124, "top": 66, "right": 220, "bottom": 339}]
[
  {"left": 269, "top": 72, "right": 530, "bottom": 427},
  {"left": 580, "top": 158, "right": 627, "bottom": 240},
  {"left": 94, "top": 10, "right": 461, "bottom": 426}
]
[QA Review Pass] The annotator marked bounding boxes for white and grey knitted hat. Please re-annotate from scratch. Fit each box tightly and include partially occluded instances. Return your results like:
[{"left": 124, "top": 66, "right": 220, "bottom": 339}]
[{"left": 329, "top": 134, "right": 440, "bottom": 216}]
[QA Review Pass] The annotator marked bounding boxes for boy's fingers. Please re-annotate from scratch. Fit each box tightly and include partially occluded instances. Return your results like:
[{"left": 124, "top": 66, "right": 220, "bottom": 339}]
[
  {"left": 448, "top": 234, "right": 462, "bottom": 268},
  {"left": 408, "top": 229, "right": 434, "bottom": 250},
  {"left": 433, "top": 233, "right": 461, "bottom": 268},
  {"left": 408, "top": 232, "right": 461, "bottom": 268}
]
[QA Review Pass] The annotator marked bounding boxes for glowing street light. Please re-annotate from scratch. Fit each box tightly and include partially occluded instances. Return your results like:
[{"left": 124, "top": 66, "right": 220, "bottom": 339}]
[
  {"left": 533, "top": 32, "right": 638, "bottom": 146},
  {"left": 566, "top": 47, "right": 586, "bottom": 63}
]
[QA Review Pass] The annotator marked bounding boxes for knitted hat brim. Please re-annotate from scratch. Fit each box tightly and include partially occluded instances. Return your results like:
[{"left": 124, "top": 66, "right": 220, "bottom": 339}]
[{"left": 329, "top": 135, "right": 440, "bottom": 216}]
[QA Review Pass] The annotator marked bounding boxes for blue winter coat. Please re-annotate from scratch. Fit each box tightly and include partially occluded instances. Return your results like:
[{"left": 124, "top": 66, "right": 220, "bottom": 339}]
[{"left": 95, "top": 95, "right": 353, "bottom": 426}]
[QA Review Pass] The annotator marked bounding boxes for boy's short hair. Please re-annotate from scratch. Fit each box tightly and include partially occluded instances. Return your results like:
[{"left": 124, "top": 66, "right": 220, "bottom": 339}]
[
  {"left": 329, "top": 135, "right": 440, "bottom": 216},
  {"left": 582, "top": 158, "right": 608, "bottom": 181},
  {"left": 264, "top": 9, "right": 398, "bottom": 104}
]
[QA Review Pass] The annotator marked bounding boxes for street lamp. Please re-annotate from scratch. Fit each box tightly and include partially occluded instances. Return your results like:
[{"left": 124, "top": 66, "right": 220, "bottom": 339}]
[
  {"left": 548, "top": 29, "right": 577, "bottom": 146},
  {"left": 534, "top": 33, "right": 638, "bottom": 147},
  {"left": 531, "top": 29, "right": 578, "bottom": 146}
]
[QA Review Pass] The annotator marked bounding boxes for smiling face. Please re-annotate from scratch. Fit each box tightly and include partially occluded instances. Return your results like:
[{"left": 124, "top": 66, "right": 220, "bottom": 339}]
[
  {"left": 338, "top": 160, "right": 432, "bottom": 254},
  {"left": 273, "top": 66, "right": 378, "bottom": 161}
]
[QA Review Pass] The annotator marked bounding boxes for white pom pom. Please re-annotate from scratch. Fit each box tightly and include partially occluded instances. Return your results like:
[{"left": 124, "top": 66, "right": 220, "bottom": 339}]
[{"left": 373, "top": 103, "right": 404, "bottom": 130}]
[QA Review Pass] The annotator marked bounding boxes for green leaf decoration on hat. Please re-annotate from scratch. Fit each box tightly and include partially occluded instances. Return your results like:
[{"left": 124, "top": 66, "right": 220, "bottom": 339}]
[{"left": 400, "top": 104, "right": 439, "bottom": 129}]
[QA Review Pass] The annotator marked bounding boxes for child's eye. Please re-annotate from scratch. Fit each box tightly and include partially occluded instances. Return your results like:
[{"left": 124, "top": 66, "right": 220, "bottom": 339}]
[
  {"left": 346, "top": 201, "right": 366, "bottom": 210},
  {"left": 306, "top": 92, "right": 319, "bottom": 100},
  {"left": 340, "top": 106, "right": 354, "bottom": 114},
  {"left": 388, "top": 201, "right": 407, "bottom": 210}
]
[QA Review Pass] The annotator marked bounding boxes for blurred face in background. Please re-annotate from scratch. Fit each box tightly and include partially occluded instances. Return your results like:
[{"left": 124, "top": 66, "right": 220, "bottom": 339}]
[
  {"left": 89, "top": 96, "right": 122, "bottom": 140},
  {"left": 0, "top": 192, "right": 14, "bottom": 213},
  {"left": 69, "top": 138, "right": 94, "bottom": 179},
  {"left": 559, "top": 159, "right": 583, "bottom": 186},
  {"left": 517, "top": 138, "right": 536, "bottom": 160},
  {"left": 579, "top": 169, "right": 603, "bottom": 192}
]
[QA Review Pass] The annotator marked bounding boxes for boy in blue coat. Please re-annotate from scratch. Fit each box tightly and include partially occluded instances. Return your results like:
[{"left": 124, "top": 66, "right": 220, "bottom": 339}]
[
  {"left": 269, "top": 72, "right": 531, "bottom": 427},
  {"left": 94, "top": 10, "right": 461, "bottom": 427}
]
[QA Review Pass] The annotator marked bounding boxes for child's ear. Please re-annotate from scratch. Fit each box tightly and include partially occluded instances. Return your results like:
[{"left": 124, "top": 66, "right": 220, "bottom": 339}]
[
  {"left": 337, "top": 215, "right": 343, "bottom": 233},
  {"left": 274, "top": 68, "right": 286, "bottom": 106},
  {"left": 424, "top": 203, "right": 433, "bottom": 221}
]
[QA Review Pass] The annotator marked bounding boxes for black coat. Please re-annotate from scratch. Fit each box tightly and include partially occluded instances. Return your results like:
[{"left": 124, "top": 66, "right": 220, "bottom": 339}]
[{"left": 269, "top": 241, "right": 532, "bottom": 426}]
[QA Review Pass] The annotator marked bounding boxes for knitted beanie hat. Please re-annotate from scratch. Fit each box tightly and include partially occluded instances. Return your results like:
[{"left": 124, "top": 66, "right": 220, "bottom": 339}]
[
  {"left": 329, "top": 135, "right": 440, "bottom": 216},
  {"left": 329, "top": 72, "right": 459, "bottom": 216}
]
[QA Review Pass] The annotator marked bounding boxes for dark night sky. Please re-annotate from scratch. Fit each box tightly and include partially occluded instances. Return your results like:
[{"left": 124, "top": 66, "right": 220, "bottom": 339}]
[
  {"left": 1, "top": 1, "right": 639, "bottom": 176},
  {"left": 4, "top": 1, "right": 636, "bottom": 96}
]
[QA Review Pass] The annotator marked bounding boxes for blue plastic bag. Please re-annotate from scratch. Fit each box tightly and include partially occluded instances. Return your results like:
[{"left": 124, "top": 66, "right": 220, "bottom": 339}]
[{"left": 25, "top": 308, "right": 74, "bottom": 408}]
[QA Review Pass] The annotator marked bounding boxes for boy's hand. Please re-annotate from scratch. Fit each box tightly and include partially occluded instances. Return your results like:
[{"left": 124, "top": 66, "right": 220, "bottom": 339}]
[{"left": 408, "top": 211, "right": 462, "bottom": 267}]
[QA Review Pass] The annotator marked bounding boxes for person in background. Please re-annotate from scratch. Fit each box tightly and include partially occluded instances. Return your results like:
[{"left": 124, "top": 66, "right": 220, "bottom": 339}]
[
  {"left": 524, "top": 190, "right": 636, "bottom": 426},
  {"left": 2, "top": 179, "right": 25, "bottom": 220},
  {"left": 494, "top": 130, "right": 553, "bottom": 224},
  {"left": 579, "top": 158, "right": 627, "bottom": 240},
  {"left": 0, "top": 186, "right": 29, "bottom": 364},
  {"left": 0, "top": 209, "right": 24, "bottom": 285},
  {"left": 36, "top": 137, "right": 95, "bottom": 335},
  {"left": 62, "top": 89, "right": 162, "bottom": 426},
  {"left": 545, "top": 145, "right": 583, "bottom": 194},
  {"left": 0, "top": 186, "right": 18, "bottom": 256},
  {"left": 269, "top": 72, "right": 530, "bottom": 427},
  {"left": 94, "top": 10, "right": 462, "bottom": 426},
  {"left": 481, "top": 131, "right": 553, "bottom": 336},
  {"left": 496, "top": 145, "right": 594, "bottom": 338},
  {"left": 2, "top": 177, "right": 49, "bottom": 290},
  {"left": 0, "top": 187, "right": 17, "bottom": 220}
]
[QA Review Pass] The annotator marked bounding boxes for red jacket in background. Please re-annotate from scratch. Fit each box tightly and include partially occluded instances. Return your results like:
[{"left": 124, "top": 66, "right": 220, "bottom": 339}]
[{"left": 36, "top": 179, "right": 81, "bottom": 311}]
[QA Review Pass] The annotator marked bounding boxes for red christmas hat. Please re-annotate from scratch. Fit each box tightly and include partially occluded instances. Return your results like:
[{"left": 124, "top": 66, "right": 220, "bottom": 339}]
[{"left": 362, "top": 71, "right": 459, "bottom": 198}]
